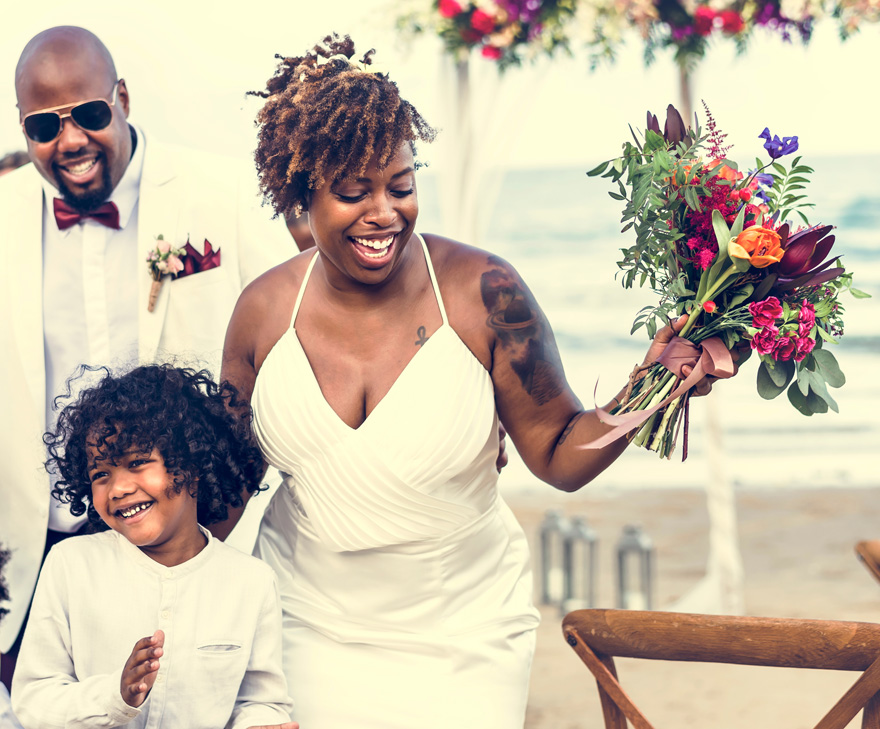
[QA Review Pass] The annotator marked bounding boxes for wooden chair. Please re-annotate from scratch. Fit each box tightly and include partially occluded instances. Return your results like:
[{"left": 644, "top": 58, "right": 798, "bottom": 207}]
[
  {"left": 563, "top": 609, "right": 880, "bottom": 729},
  {"left": 856, "top": 541, "right": 880, "bottom": 587}
]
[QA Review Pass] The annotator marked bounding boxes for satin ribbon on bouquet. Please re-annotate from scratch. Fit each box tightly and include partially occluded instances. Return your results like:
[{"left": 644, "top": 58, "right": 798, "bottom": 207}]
[{"left": 578, "top": 336, "right": 736, "bottom": 454}]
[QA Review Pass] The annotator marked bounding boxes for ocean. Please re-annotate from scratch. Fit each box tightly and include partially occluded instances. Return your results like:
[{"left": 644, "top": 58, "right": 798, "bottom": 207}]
[{"left": 414, "top": 154, "right": 880, "bottom": 495}]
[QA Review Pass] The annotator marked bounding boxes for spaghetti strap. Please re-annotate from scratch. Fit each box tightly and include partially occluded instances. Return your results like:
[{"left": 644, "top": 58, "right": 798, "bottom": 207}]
[
  {"left": 291, "top": 249, "right": 320, "bottom": 329},
  {"left": 416, "top": 234, "right": 449, "bottom": 326}
]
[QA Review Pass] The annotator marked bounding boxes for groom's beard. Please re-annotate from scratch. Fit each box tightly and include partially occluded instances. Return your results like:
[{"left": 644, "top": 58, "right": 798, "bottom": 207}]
[{"left": 53, "top": 161, "right": 114, "bottom": 214}]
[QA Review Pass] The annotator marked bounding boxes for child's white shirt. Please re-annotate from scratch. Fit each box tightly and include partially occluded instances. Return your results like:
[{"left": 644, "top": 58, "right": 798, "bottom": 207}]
[{"left": 11, "top": 527, "right": 292, "bottom": 729}]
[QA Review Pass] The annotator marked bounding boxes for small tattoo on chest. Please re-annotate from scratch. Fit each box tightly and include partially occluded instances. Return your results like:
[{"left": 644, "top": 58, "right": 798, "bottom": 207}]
[{"left": 415, "top": 325, "right": 429, "bottom": 346}]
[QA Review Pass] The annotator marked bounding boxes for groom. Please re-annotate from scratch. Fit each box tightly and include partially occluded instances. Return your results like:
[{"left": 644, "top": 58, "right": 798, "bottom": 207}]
[{"left": 0, "top": 26, "right": 291, "bottom": 688}]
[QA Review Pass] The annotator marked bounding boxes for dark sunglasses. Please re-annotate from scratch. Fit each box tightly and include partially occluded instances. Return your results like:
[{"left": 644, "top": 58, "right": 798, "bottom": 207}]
[{"left": 20, "top": 80, "right": 121, "bottom": 144}]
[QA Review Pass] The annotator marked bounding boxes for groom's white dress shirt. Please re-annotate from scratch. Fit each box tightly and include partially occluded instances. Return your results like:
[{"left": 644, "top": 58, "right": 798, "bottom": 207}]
[{"left": 41, "top": 127, "right": 144, "bottom": 533}]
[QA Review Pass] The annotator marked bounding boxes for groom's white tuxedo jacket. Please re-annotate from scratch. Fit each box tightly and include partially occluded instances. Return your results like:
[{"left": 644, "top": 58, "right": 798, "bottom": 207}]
[{"left": 0, "top": 130, "right": 291, "bottom": 651}]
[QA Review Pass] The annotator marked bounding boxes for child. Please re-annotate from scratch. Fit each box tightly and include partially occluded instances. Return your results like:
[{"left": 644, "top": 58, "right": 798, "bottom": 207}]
[{"left": 11, "top": 365, "right": 297, "bottom": 729}]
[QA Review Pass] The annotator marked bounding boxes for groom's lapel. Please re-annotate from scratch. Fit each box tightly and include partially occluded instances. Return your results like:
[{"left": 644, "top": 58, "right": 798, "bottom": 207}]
[
  {"left": 7, "top": 168, "right": 46, "bottom": 421},
  {"left": 137, "top": 137, "right": 181, "bottom": 364}
]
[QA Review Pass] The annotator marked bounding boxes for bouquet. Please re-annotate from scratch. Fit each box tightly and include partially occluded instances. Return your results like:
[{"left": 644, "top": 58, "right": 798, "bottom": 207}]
[{"left": 585, "top": 103, "right": 868, "bottom": 459}]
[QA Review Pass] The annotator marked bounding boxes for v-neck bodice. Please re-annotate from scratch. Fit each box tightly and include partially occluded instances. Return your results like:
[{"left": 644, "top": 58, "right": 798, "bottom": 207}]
[{"left": 251, "top": 234, "right": 500, "bottom": 552}]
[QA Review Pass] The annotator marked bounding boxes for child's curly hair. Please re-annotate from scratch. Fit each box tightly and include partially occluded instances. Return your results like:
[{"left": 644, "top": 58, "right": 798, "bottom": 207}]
[
  {"left": 45, "top": 364, "right": 266, "bottom": 529},
  {"left": 249, "top": 32, "right": 437, "bottom": 218}
]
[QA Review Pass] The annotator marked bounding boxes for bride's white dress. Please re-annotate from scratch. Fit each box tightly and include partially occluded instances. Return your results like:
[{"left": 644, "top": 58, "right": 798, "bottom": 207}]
[{"left": 251, "top": 235, "right": 540, "bottom": 728}]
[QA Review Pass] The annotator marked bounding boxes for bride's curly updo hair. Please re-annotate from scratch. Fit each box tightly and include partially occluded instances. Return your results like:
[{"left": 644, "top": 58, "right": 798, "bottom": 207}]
[{"left": 250, "top": 33, "right": 436, "bottom": 217}]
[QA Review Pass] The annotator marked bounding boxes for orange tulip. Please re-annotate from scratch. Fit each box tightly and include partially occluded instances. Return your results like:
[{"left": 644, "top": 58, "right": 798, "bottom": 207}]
[
  {"left": 707, "top": 158, "right": 743, "bottom": 183},
  {"left": 729, "top": 226, "right": 785, "bottom": 268}
]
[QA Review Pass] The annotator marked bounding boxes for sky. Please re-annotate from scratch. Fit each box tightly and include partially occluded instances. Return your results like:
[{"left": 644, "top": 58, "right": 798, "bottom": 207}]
[{"left": 3, "top": 0, "right": 880, "bottom": 174}]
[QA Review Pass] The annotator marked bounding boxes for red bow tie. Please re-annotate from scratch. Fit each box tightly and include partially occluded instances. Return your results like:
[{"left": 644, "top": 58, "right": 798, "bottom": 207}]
[{"left": 53, "top": 198, "right": 121, "bottom": 231}]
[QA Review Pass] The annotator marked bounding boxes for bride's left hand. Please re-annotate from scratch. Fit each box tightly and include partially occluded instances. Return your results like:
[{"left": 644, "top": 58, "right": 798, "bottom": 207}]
[{"left": 643, "top": 315, "right": 742, "bottom": 397}]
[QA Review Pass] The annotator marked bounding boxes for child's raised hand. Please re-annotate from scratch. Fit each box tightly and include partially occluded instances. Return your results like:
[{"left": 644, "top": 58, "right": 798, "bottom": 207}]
[
  {"left": 120, "top": 629, "right": 164, "bottom": 708},
  {"left": 247, "top": 723, "right": 299, "bottom": 729}
]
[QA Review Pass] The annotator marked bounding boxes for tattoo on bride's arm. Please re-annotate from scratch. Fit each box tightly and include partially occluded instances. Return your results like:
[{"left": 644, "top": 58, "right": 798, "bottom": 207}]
[
  {"left": 481, "top": 256, "right": 564, "bottom": 406},
  {"left": 556, "top": 412, "right": 584, "bottom": 446},
  {"left": 415, "top": 326, "right": 429, "bottom": 346}
]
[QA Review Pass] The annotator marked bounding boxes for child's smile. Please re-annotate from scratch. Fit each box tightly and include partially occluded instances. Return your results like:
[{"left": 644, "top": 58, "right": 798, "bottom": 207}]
[
  {"left": 87, "top": 446, "right": 205, "bottom": 566},
  {"left": 116, "top": 500, "right": 154, "bottom": 520}
]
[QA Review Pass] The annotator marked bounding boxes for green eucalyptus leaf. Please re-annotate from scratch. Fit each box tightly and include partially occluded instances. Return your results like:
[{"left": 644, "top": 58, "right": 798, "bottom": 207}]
[
  {"left": 797, "top": 366, "right": 810, "bottom": 396},
  {"left": 757, "top": 361, "right": 787, "bottom": 399},
  {"left": 787, "top": 382, "right": 814, "bottom": 416},
  {"left": 813, "top": 349, "right": 846, "bottom": 387},
  {"left": 767, "top": 358, "right": 795, "bottom": 387},
  {"left": 850, "top": 288, "right": 872, "bottom": 299},
  {"left": 806, "top": 388, "right": 832, "bottom": 414}
]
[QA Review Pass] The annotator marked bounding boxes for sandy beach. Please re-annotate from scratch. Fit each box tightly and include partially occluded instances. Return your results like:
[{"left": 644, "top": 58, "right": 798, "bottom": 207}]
[{"left": 510, "top": 486, "right": 880, "bottom": 729}]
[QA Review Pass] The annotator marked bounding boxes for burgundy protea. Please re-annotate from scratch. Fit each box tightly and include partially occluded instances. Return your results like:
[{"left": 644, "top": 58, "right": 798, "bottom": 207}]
[
  {"left": 646, "top": 104, "right": 687, "bottom": 145},
  {"left": 774, "top": 223, "right": 844, "bottom": 292}
]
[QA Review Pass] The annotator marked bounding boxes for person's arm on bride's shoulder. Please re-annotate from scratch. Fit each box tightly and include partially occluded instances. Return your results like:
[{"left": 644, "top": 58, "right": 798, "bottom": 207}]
[{"left": 464, "top": 253, "right": 733, "bottom": 492}]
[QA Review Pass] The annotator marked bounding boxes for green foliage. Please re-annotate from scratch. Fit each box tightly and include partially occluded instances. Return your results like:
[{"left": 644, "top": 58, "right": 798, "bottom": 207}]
[
  {"left": 762, "top": 156, "right": 815, "bottom": 225},
  {"left": 587, "top": 125, "right": 712, "bottom": 338}
]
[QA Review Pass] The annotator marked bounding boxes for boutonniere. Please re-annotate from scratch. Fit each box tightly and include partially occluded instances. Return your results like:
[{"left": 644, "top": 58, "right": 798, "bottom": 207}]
[{"left": 146, "top": 235, "right": 187, "bottom": 312}]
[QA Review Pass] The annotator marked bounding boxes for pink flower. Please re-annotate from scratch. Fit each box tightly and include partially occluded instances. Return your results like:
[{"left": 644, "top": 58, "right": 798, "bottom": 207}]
[
  {"left": 751, "top": 325, "right": 779, "bottom": 356},
  {"left": 794, "top": 336, "right": 816, "bottom": 362},
  {"left": 157, "top": 240, "right": 172, "bottom": 254},
  {"left": 797, "top": 300, "right": 816, "bottom": 336},
  {"left": 438, "top": 0, "right": 463, "bottom": 18},
  {"left": 772, "top": 334, "right": 797, "bottom": 361},
  {"left": 694, "top": 5, "right": 716, "bottom": 35},
  {"left": 481, "top": 45, "right": 503, "bottom": 60},
  {"left": 719, "top": 10, "right": 744, "bottom": 33},
  {"left": 167, "top": 255, "right": 184, "bottom": 274},
  {"left": 748, "top": 297, "right": 783, "bottom": 328},
  {"left": 471, "top": 8, "right": 496, "bottom": 35}
]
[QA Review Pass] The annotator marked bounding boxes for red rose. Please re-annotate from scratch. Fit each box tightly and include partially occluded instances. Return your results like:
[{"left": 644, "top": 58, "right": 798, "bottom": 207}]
[
  {"left": 794, "top": 336, "right": 816, "bottom": 362},
  {"left": 748, "top": 297, "right": 783, "bottom": 328},
  {"left": 471, "top": 8, "right": 496, "bottom": 35},
  {"left": 772, "top": 334, "right": 797, "bottom": 362},
  {"left": 719, "top": 10, "right": 745, "bottom": 33},
  {"left": 797, "top": 300, "right": 816, "bottom": 336},
  {"left": 694, "top": 5, "right": 716, "bottom": 35},
  {"left": 438, "top": 0, "right": 463, "bottom": 18},
  {"left": 750, "top": 325, "right": 779, "bottom": 356},
  {"left": 481, "top": 45, "right": 503, "bottom": 60}
]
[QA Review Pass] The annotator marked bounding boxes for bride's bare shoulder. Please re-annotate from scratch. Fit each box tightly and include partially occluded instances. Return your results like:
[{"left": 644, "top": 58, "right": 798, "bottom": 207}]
[{"left": 236, "top": 249, "right": 315, "bottom": 314}]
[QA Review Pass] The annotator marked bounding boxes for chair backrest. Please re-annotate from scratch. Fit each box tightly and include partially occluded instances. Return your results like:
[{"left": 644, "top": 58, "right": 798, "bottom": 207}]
[
  {"left": 856, "top": 541, "right": 880, "bottom": 587},
  {"left": 563, "top": 609, "right": 880, "bottom": 729}
]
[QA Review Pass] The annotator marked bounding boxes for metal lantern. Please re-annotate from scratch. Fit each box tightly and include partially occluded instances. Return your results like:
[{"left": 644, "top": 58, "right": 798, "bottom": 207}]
[
  {"left": 616, "top": 524, "right": 654, "bottom": 610},
  {"left": 561, "top": 516, "right": 599, "bottom": 614},
  {"left": 538, "top": 509, "right": 568, "bottom": 605}
]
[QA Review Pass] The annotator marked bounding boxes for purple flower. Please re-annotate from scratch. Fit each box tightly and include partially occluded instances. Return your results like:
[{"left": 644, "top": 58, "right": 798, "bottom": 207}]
[{"left": 759, "top": 127, "right": 799, "bottom": 159}]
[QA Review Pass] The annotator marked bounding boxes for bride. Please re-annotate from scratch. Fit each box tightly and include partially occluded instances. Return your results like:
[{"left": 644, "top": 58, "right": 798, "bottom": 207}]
[{"left": 215, "top": 33, "right": 719, "bottom": 729}]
